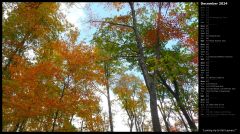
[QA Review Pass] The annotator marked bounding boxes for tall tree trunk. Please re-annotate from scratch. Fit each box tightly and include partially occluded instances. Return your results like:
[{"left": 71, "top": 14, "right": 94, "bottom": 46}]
[
  {"left": 152, "top": 1, "right": 197, "bottom": 131},
  {"left": 129, "top": 2, "right": 161, "bottom": 132},
  {"left": 106, "top": 77, "right": 114, "bottom": 132},
  {"left": 155, "top": 3, "right": 169, "bottom": 132},
  {"left": 104, "top": 62, "right": 114, "bottom": 132}
]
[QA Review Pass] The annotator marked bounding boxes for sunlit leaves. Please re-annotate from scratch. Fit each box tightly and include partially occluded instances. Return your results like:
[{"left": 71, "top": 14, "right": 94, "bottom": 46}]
[{"left": 2, "top": 2, "right": 105, "bottom": 132}]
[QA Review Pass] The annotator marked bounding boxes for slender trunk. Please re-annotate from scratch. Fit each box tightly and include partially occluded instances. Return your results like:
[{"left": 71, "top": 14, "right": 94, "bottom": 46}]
[
  {"left": 130, "top": 118, "right": 133, "bottom": 132},
  {"left": 179, "top": 111, "right": 189, "bottom": 132},
  {"left": 154, "top": 4, "right": 171, "bottom": 130},
  {"left": 158, "top": 102, "right": 170, "bottom": 132},
  {"left": 52, "top": 75, "right": 69, "bottom": 132},
  {"left": 80, "top": 120, "right": 84, "bottom": 132},
  {"left": 106, "top": 80, "right": 114, "bottom": 132},
  {"left": 153, "top": 1, "right": 197, "bottom": 130},
  {"left": 158, "top": 74, "right": 197, "bottom": 131},
  {"left": 134, "top": 116, "right": 139, "bottom": 132},
  {"left": 19, "top": 119, "right": 28, "bottom": 132},
  {"left": 70, "top": 114, "right": 74, "bottom": 124},
  {"left": 104, "top": 62, "right": 114, "bottom": 132},
  {"left": 130, "top": 117, "right": 134, "bottom": 132},
  {"left": 13, "top": 122, "right": 20, "bottom": 132},
  {"left": 188, "top": 110, "right": 195, "bottom": 124},
  {"left": 52, "top": 111, "right": 59, "bottom": 132},
  {"left": 126, "top": 110, "right": 134, "bottom": 132},
  {"left": 170, "top": 96, "right": 189, "bottom": 132},
  {"left": 129, "top": 2, "right": 161, "bottom": 132},
  {"left": 173, "top": 80, "right": 197, "bottom": 131},
  {"left": 175, "top": 96, "right": 197, "bottom": 131}
]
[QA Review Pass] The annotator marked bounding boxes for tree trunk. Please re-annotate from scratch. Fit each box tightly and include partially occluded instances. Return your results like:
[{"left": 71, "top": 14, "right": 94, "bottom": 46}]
[
  {"left": 175, "top": 96, "right": 197, "bottom": 131},
  {"left": 19, "top": 119, "right": 28, "bottom": 132},
  {"left": 130, "top": 120, "right": 133, "bottom": 132},
  {"left": 129, "top": 2, "right": 161, "bottom": 132},
  {"left": 13, "top": 122, "right": 20, "bottom": 132},
  {"left": 158, "top": 74, "right": 197, "bottom": 131},
  {"left": 155, "top": 3, "right": 169, "bottom": 132},
  {"left": 70, "top": 114, "right": 74, "bottom": 124},
  {"left": 173, "top": 80, "right": 197, "bottom": 131},
  {"left": 52, "top": 111, "right": 59, "bottom": 132},
  {"left": 80, "top": 120, "right": 84, "bottom": 132},
  {"left": 152, "top": 2, "right": 197, "bottom": 131},
  {"left": 52, "top": 75, "right": 69, "bottom": 132},
  {"left": 170, "top": 96, "right": 189, "bottom": 132},
  {"left": 106, "top": 78, "right": 114, "bottom": 132},
  {"left": 126, "top": 110, "right": 134, "bottom": 132},
  {"left": 179, "top": 111, "right": 189, "bottom": 132},
  {"left": 134, "top": 115, "right": 139, "bottom": 132},
  {"left": 104, "top": 62, "right": 114, "bottom": 132},
  {"left": 158, "top": 102, "right": 170, "bottom": 132}
]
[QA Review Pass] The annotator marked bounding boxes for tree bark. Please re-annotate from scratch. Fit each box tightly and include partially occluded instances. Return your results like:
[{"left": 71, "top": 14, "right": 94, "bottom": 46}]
[
  {"left": 151, "top": 1, "right": 197, "bottom": 131},
  {"left": 170, "top": 95, "right": 189, "bottom": 132},
  {"left": 158, "top": 102, "right": 170, "bottom": 132},
  {"left": 129, "top": 2, "right": 161, "bottom": 132},
  {"left": 104, "top": 62, "right": 114, "bottom": 132},
  {"left": 157, "top": 73, "right": 197, "bottom": 131},
  {"left": 175, "top": 95, "right": 197, "bottom": 131},
  {"left": 173, "top": 80, "right": 197, "bottom": 131}
]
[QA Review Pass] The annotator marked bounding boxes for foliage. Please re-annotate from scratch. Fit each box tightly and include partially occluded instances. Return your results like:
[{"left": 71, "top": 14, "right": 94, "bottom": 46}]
[
  {"left": 113, "top": 74, "right": 148, "bottom": 132},
  {"left": 2, "top": 2, "right": 106, "bottom": 132},
  {"left": 2, "top": 2, "right": 198, "bottom": 132}
]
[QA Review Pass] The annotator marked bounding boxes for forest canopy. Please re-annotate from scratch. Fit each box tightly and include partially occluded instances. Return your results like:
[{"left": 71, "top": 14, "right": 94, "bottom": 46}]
[{"left": 2, "top": 2, "right": 198, "bottom": 132}]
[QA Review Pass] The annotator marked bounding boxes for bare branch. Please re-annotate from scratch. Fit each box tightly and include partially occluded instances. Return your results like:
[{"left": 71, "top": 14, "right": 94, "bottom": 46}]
[{"left": 91, "top": 20, "right": 133, "bottom": 29}]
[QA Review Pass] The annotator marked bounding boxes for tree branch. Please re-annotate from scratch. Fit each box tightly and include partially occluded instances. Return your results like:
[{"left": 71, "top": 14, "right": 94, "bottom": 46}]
[
  {"left": 91, "top": 20, "right": 133, "bottom": 29},
  {"left": 158, "top": 74, "right": 176, "bottom": 97}
]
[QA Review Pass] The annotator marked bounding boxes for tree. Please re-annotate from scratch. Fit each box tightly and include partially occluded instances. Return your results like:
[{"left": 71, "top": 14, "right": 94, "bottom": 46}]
[
  {"left": 2, "top": 2, "right": 67, "bottom": 131},
  {"left": 2, "top": 2, "right": 198, "bottom": 132},
  {"left": 113, "top": 74, "right": 148, "bottom": 132},
  {"left": 2, "top": 3, "right": 106, "bottom": 132},
  {"left": 91, "top": 2, "right": 198, "bottom": 131},
  {"left": 93, "top": 38, "right": 123, "bottom": 132}
]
